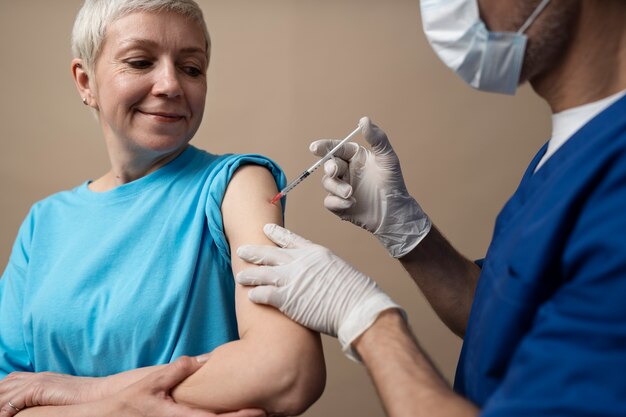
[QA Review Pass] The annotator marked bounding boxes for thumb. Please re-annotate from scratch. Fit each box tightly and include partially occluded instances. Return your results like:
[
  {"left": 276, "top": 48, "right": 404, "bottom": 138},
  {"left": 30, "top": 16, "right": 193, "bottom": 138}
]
[
  {"left": 248, "top": 285, "right": 285, "bottom": 309},
  {"left": 152, "top": 357, "right": 202, "bottom": 391},
  {"left": 217, "top": 409, "right": 267, "bottom": 417},
  {"left": 263, "top": 224, "right": 311, "bottom": 249},
  {"left": 359, "top": 116, "right": 394, "bottom": 155}
]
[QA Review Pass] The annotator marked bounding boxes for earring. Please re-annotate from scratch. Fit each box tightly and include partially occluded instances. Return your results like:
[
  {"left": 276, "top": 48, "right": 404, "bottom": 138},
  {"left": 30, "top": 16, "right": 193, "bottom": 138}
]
[{"left": 82, "top": 98, "right": 88, "bottom": 105}]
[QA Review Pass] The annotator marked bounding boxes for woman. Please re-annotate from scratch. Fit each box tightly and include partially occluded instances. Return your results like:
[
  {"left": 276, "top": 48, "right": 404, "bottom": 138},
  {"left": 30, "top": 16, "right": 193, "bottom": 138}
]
[{"left": 0, "top": 0, "right": 325, "bottom": 415}]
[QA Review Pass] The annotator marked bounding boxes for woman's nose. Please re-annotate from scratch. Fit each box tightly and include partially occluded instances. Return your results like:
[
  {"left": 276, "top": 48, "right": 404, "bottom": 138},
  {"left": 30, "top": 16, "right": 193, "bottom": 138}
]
[{"left": 152, "top": 63, "right": 183, "bottom": 98}]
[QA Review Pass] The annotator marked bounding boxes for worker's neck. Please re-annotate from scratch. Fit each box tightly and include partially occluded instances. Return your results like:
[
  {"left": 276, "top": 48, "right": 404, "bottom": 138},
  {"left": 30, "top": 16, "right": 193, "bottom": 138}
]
[{"left": 530, "top": 1, "right": 626, "bottom": 114}]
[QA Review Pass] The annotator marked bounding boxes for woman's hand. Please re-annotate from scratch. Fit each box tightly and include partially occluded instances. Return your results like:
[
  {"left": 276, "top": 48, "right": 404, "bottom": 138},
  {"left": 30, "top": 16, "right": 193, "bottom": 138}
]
[
  {"left": 98, "top": 356, "right": 267, "bottom": 417},
  {"left": 0, "top": 371, "right": 104, "bottom": 413},
  {"left": 0, "top": 357, "right": 266, "bottom": 417}
]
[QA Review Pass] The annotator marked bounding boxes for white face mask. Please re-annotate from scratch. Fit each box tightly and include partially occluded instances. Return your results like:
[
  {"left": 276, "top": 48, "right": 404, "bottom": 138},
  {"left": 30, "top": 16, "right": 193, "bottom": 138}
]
[{"left": 420, "top": 0, "right": 550, "bottom": 95}]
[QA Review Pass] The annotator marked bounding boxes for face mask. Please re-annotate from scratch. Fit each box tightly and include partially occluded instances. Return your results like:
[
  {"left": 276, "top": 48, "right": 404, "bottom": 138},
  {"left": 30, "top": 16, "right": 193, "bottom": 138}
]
[{"left": 420, "top": 0, "right": 550, "bottom": 95}]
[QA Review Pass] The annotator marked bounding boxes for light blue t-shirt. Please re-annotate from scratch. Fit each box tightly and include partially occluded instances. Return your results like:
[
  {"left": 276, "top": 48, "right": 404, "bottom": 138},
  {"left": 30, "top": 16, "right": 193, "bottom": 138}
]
[{"left": 0, "top": 146, "right": 286, "bottom": 378}]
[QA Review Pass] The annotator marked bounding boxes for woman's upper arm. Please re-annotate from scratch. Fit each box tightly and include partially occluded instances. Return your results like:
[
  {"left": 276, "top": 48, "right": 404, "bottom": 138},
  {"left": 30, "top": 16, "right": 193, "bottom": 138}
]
[
  {"left": 221, "top": 164, "right": 284, "bottom": 336},
  {"left": 221, "top": 164, "right": 325, "bottom": 414}
]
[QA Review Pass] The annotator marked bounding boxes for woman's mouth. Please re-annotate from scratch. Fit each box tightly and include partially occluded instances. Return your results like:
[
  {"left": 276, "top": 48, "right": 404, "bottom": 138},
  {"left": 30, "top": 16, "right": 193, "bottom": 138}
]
[{"left": 137, "top": 110, "right": 185, "bottom": 122}]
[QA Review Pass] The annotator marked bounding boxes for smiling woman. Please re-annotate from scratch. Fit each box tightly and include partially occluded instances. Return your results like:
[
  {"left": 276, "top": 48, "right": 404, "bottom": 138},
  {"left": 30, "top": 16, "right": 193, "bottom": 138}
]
[
  {"left": 0, "top": 1, "right": 325, "bottom": 416},
  {"left": 74, "top": 10, "right": 209, "bottom": 188}
]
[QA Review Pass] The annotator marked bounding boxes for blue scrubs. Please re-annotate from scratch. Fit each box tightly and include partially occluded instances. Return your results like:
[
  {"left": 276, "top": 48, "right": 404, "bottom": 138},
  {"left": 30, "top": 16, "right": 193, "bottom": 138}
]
[{"left": 455, "top": 95, "right": 626, "bottom": 416}]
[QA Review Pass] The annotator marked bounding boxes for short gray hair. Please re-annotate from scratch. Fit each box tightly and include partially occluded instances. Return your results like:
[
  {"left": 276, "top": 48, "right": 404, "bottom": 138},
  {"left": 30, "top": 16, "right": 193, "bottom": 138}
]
[{"left": 71, "top": 0, "right": 211, "bottom": 74}]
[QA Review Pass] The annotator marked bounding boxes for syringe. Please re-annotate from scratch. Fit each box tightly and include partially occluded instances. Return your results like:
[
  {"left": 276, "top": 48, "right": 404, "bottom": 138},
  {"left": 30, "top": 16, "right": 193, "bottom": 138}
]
[{"left": 271, "top": 125, "right": 361, "bottom": 204}]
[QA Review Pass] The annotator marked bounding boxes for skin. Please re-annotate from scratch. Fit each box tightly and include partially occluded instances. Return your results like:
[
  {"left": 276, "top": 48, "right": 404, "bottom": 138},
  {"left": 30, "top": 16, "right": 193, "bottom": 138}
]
[
  {"left": 348, "top": 2, "right": 626, "bottom": 417},
  {"left": 0, "top": 10, "right": 325, "bottom": 417}
]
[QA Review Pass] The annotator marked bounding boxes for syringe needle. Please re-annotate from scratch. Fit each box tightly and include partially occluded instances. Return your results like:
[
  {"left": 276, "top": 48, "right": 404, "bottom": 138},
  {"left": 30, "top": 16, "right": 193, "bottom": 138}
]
[
  {"left": 270, "top": 192, "right": 283, "bottom": 205},
  {"left": 270, "top": 125, "right": 361, "bottom": 204}
]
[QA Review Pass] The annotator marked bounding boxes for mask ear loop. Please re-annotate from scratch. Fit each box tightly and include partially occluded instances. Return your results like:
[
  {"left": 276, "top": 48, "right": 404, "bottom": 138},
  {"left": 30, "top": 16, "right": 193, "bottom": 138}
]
[{"left": 517, "top": 0, "right": 551, "bottom": 34}]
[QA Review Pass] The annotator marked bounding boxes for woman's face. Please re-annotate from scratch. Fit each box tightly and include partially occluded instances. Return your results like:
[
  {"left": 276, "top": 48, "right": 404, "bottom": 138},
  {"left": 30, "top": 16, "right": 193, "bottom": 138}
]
[{"left": 91, "top": 11, "right": 208, "bottom": 156}]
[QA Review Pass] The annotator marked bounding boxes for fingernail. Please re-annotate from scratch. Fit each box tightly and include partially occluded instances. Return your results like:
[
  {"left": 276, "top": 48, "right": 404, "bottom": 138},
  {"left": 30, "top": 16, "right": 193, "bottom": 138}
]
[
  {"left": 340, "top": 184, "right": 352, "bottom": 198},
  {"left": 196, "top": 354, "right": 210, "bottom": 363}
]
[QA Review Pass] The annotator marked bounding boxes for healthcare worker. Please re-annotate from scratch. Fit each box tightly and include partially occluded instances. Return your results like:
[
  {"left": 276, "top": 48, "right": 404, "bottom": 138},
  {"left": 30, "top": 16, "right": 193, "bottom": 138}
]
[{"left": 236, "top": 0, "right": 626, "bottom": 416}]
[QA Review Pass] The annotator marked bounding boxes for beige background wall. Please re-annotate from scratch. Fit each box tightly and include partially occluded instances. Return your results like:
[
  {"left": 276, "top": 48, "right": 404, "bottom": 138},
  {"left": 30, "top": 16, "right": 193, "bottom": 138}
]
[{"left": 0, "top": 1, "right": 551, "bottom": 416}]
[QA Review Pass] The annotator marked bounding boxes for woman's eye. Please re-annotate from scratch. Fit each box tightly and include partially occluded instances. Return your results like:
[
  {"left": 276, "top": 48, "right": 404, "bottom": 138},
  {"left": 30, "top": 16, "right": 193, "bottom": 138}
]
[
  {"left": 183, "top": 66, "right": 203, "bottom": 77},
  {"left": 128, "top": 60, "right": 152, "bottom": 69}
]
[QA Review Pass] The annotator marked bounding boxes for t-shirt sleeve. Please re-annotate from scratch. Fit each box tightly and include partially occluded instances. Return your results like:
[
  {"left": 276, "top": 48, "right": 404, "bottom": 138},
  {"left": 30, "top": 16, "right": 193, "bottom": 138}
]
[
  {"left": 481, "top": 153, "right": 626, "bottom": 417},
  {"left": 204, "top": 154, "right": 287, "bottom": 265},
  {"left": 0, "top": 210, "right": 36, "bottom": 379}
]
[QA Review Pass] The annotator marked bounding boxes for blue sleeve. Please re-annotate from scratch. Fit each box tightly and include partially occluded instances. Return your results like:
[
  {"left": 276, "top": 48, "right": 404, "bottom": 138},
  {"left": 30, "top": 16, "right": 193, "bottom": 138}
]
[
  {"left": 481, "top": 154, "right": 626, "bottom": 416},
  {"left": 0, "top": 211, "right": 35, "bottom": 379},
  {"left": 204, "top": 154, "right": 287, "bottom": 265}
]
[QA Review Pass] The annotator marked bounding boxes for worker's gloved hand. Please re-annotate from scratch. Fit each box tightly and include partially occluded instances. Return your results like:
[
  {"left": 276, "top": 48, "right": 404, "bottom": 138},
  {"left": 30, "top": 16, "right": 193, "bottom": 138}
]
[
  {"left": 236, "top": 224, "right": 406, "bottom": 362},
  {"left": 310, "top": 117, "right": 431, "bottom": 258}
]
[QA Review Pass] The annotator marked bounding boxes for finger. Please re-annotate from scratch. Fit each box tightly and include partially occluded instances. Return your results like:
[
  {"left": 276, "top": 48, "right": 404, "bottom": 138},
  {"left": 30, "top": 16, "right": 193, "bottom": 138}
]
[
  {"left": 359, "top": 116, "right": 392, "bottom": 154},
  {"left": 236, "top": 266, "right": 282, "bottom": 287},
  {"left": 150, "top": 357, "right": 202, "bottom": 391},
  {"left": 0, "top": 402, "right": 20, "bottom": 417},
  {"left": 309, "top": 140, "right": 360, "bottom": 161},
  {"left": 217, "top": 409, "right": 267, "bottom": 417},
  {"left": 247, "top": 286, "right": 285, "bottom": 308},
  {"left": 322, "top": 175, "right": 353, "bottom": 199},
  {"left": 323, "top": 158, "right": 338, "bottom": 177},
  {"left": 324, "top": 194, "right": 356, "bottom": 212},
  {"left": 195, "top": 353, "right": 211, "bottom": 363},
  {"left": 323, "top": 158, "right": 349, "bottom": 180},
  {"left": 262, "top": 224, "right": 311, "bottom": 249},
  {"left": 237, "top": 245, "right": 291, "bottom": 266}
]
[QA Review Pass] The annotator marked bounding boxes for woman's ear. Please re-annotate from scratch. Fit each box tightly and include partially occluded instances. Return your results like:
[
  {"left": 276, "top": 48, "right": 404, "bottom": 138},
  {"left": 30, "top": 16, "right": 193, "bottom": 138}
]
[{"left": 71, "top": 58, "right": 97, "bottom": 109}]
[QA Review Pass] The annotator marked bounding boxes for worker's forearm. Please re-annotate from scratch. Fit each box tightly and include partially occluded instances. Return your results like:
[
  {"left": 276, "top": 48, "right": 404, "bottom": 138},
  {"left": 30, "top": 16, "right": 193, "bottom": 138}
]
[
  {"left": 354, "top": 310, "right": 479, "bottom": 417},
  {"left": 400, "top": 225, "right": 480, "bottom": 337}
]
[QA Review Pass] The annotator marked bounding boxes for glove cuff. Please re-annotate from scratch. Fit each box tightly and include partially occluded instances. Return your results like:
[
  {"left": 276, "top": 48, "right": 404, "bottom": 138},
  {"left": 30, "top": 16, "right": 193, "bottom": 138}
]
[
  {"left": 374, "top": 195, "right": 432, "bottom": 258},
  {"left": 338, "top": 292, "right": 407, "bottom": 363}
]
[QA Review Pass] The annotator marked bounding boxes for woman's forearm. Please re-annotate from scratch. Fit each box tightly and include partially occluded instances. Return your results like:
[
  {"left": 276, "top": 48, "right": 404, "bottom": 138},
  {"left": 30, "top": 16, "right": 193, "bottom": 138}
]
[
  {"left": 10, "top": 321, "right": 322, "bottom": 415},
  {"left": 90, "top": 364, "right": 164, "bottom": 399},
  {"left": 171, "top": 307, "right": 325, "bottom": 415},
  {"left": 14, "top": 356, "right": 239, "bottom": 417},
  {"left": 42, "top": 327, "right": 322, "bottom": 415},
  {"left": 400, "top": 225, "right": 480, "bottom": 337}
]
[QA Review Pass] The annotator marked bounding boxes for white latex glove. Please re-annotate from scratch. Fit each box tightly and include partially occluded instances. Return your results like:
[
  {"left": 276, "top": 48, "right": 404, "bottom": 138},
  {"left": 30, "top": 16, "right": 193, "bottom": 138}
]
[
  {"left": 236, "top": 223, "right": 406, "bottom": 362},
  {"left": 311, "top": 117, "right": 431, "bottom": 258}
]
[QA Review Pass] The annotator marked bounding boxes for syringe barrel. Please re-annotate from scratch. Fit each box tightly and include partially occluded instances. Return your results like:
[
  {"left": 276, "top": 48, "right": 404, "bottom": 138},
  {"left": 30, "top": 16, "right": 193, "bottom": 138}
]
[{"left": 282, "top": 171, "right": 310, "bottom": 194}]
